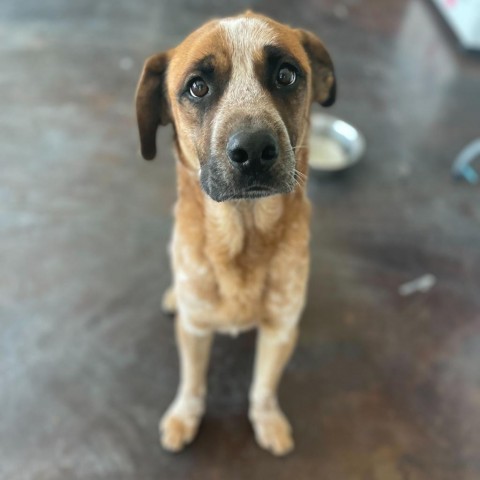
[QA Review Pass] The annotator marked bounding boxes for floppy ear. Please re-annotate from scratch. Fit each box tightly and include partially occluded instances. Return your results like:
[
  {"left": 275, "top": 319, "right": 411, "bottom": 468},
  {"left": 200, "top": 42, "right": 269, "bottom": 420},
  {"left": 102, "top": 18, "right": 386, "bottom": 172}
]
[
  {"left": 135, "top": 51, "right": 171, "bottom": 160},
  {"left": 297, "top": 29, "right": 336, "bottom": 107}
]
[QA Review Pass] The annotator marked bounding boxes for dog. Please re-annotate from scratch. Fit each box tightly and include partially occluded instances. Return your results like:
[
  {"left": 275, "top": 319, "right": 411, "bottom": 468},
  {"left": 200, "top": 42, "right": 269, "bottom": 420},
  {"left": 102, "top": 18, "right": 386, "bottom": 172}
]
[{"left": 135, "top": 11, "right": 335, "bottom": 456}]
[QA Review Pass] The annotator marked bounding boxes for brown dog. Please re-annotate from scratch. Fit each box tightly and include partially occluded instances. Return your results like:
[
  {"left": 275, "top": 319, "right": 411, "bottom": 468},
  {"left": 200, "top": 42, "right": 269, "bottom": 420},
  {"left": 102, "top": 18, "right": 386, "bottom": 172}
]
[{"left": 135, "top": 11, "right": 335, "bottom": 456}]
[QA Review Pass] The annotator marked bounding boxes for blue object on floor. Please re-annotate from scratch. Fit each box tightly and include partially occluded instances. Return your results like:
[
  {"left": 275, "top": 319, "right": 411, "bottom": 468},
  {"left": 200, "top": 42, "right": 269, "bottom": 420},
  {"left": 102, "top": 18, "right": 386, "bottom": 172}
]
[{"left": 452, "top": 139, "right": 480, "bottom": 184}]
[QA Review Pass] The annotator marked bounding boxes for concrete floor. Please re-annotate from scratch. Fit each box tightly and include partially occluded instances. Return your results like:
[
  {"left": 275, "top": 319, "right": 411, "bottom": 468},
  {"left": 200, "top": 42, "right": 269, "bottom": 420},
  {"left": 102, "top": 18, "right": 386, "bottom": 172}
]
[{"left": 1, "top": 0, "right": 480, "bottom": 479}]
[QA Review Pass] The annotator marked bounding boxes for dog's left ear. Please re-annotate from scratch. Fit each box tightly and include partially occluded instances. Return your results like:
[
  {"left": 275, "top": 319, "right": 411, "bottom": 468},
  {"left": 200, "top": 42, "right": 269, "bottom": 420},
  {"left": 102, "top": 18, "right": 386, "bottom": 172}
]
[
  {"left": 135, "top": 51, "right": 172, "bottom": 160},
  {"left": 296, "top": 29, "right": 336, "bottom": 107}
]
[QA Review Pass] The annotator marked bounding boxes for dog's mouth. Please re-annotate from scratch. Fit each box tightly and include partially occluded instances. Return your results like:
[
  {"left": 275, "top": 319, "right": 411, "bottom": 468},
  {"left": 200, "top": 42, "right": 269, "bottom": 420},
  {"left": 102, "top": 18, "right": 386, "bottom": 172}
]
[
  {"left": 231, "top": 185, "right": 277, "bottom": 200},
  {"left": 206, "top": 181, "right": 295, "bottom": 202}
]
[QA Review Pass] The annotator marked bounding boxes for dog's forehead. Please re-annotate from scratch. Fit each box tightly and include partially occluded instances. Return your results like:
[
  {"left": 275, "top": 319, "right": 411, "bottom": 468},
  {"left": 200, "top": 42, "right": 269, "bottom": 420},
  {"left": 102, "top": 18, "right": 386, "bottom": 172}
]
[{"left": 219, "top": 17, "right": 278, "bottom": 53}]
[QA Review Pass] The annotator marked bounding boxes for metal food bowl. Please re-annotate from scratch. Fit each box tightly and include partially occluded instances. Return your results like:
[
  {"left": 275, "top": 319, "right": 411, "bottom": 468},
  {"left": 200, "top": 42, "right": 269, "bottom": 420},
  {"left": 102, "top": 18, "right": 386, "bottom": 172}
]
[{"left": 308, "top": 113, "right": 366, "bottom": 173}]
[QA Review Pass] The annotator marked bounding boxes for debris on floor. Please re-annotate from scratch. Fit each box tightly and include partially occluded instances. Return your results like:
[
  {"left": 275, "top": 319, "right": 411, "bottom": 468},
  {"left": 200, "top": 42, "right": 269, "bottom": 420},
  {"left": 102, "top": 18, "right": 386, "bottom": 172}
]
[{"left": 398, "top": 274, "right": 437, "bottom": 296}]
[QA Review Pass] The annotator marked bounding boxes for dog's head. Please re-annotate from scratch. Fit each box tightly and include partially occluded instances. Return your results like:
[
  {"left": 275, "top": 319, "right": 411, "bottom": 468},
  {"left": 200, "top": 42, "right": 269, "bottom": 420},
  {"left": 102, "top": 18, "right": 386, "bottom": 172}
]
[{"left": 136, "top": 12, "right": 336, "bottom": 202}]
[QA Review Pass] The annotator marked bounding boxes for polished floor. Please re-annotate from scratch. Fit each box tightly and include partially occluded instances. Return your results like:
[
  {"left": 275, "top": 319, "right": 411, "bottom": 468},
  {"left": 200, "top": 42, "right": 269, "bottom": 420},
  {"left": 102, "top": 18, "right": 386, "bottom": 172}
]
[{"left": 1, "top": 1, "right": 480, "bottom": 479}]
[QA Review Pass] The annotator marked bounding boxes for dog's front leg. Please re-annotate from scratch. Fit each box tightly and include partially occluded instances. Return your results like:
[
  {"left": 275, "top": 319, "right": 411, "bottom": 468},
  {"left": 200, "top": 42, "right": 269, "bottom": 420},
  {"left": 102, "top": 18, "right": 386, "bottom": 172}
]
[
  {"left": 160, "top": 317, "right": 213, "bottom": 452},
  {"left": 249, "top": 325, "right": 298, "bottom": 456}
]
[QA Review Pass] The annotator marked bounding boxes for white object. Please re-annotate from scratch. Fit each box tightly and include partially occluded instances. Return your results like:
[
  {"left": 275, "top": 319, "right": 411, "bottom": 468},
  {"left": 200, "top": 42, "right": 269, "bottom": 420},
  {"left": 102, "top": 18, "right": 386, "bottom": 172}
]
[{"left": 431, "top": 0, "right": 480, "bottom": 50}]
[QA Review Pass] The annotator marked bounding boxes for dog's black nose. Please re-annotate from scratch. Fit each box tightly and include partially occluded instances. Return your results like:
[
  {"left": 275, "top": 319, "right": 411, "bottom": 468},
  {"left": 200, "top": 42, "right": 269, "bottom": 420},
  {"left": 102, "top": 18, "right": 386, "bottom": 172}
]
[{"left": 227, "top": 130, "right": 279, "bottom": 169}]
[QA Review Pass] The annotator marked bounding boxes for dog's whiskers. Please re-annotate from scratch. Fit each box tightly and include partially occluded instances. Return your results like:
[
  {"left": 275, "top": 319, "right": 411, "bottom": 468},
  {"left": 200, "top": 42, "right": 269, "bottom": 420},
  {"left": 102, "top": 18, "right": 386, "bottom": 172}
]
[
  {"left": 290, "top": 168, "right": 308, "bottom": 191},
  {"left": 294, "top": 170, "right": 307, "bottom": 183},
  {"left": 292, "top": 144, "right": 309, "bottom": 151}
]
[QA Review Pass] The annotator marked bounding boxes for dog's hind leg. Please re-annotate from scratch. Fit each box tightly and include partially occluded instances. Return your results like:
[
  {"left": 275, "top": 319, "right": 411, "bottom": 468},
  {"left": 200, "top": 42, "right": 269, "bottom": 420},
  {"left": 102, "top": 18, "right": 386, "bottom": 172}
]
[
  {"left": 160, "top": 317, "right": 213, "bottom": 452},
  {"left": 161, "top": 286, "right": 177, "bottom": 315}
]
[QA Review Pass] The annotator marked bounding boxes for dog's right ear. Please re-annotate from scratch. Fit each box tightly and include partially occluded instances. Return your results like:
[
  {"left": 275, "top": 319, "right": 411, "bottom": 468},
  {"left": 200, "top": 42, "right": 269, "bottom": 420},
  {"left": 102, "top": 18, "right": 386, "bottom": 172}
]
[{"left": 135, "top": 51, "right": 171, "bottom": 160}]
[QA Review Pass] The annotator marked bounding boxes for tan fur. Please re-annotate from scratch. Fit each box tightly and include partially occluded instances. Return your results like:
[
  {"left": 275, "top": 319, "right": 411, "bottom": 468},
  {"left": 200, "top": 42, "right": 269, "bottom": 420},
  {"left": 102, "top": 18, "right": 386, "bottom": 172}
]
[{"left": 135, "top": 11, "right": 335, "bottom": 456}]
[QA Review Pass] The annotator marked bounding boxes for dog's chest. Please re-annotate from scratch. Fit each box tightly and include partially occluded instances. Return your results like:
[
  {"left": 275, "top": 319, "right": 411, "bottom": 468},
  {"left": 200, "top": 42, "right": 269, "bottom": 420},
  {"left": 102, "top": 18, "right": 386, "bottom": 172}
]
[{"left": 174, "top": 198, "right": 286, "bottom": 329}]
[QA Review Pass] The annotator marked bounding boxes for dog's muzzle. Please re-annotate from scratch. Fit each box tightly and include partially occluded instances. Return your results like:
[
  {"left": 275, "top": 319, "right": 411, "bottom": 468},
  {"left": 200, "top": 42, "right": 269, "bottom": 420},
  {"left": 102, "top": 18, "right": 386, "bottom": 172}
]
[{"left": 200, "top": 126, "right": 296, "bottom": 202}]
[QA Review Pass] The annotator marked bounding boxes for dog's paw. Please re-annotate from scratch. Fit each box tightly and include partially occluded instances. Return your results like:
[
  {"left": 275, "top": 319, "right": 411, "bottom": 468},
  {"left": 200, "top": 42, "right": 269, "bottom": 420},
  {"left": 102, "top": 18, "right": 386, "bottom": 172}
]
[
  {"left": 161, "top": 286, "right": 177, "bottom": 315},
  {"left": 250, "top": 407, "right": 294, "bottom": 456},
  {"left": 159, "top": 412, "right": 200, "bottom": 452}
]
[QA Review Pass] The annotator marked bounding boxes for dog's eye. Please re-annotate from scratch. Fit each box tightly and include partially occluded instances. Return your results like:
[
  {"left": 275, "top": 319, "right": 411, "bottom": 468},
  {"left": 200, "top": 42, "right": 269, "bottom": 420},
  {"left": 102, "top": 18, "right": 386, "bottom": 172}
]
[
  {"left": 189, "top": 77, "right": 209, "bottom": 98},
  {"left": 276, "top": 64, "right": 296, "bottom": 87}
]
